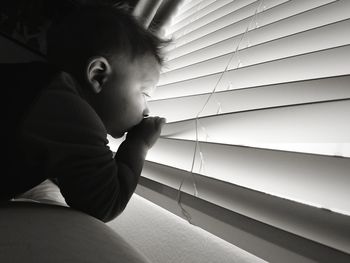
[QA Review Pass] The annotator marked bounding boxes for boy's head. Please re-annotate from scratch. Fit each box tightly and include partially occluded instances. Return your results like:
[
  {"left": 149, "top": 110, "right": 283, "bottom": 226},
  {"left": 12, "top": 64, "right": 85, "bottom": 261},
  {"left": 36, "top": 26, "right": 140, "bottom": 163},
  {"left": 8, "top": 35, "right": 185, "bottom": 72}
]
[{"left": 46, "top": 5, "right": 167, "bottom": 138}]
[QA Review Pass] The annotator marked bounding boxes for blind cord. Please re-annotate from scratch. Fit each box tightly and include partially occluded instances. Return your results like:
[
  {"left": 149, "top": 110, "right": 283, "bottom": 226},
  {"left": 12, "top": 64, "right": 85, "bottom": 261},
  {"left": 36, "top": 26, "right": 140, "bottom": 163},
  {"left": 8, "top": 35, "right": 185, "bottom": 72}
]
[{"left": 176, "top": 0, "right": 265, "bottom": 225}]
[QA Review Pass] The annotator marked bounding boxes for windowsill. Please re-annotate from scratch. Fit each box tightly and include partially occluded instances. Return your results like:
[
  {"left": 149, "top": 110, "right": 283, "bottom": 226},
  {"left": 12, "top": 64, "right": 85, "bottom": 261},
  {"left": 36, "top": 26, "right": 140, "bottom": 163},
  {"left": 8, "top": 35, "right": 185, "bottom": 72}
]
[{"left": 136, "top": 165, "right": 350, "bottom": 262}]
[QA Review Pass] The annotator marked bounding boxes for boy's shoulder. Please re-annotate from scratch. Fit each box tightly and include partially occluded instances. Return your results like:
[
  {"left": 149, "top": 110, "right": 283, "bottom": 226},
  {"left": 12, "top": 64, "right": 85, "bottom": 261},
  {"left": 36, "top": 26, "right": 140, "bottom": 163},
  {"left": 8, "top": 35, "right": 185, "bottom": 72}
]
[{"left": 23, "top": 71, "right": 107, "bottom": 139}]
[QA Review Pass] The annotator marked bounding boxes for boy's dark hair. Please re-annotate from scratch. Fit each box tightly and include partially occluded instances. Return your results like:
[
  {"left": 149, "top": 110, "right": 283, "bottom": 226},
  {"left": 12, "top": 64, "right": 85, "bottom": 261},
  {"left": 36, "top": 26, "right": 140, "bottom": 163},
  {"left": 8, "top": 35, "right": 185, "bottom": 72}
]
[{"left": 46, "top": 4, "right": 167, "bottom": 81}]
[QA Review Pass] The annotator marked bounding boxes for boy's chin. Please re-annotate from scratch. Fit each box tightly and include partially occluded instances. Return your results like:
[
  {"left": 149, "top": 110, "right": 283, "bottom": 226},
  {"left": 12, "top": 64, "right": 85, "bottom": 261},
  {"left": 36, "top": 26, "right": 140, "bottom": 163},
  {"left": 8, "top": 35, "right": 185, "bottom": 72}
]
[{"left": 110, "top": 131, "right": 126, "bottom": 139}]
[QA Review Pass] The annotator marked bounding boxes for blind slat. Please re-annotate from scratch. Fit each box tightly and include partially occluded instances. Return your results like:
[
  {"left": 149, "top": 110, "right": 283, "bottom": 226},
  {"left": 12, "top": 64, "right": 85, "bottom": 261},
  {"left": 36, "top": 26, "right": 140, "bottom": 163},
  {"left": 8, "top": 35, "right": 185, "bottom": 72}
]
[
  {"left": 155, "top": 45, "right": 350, "bottom": 98},
  {"left": 159, "top": 100, "right": 350, "bottom": 156},
  {"left": 167, "top": 0, "right": 239, "bottom": 35},
  {"left": 167, "top": 0, "right": 336, "bottom": 51},
  {"left": 167, "top": 0, "right": 350, "bottom": 61},
  {"left": 146, "top": 138, "right": 350, "bottom": 215},
  {"left": 171, "top": 0, "right": 214, "bottom": 25},
  {"left": 142, "top": 161, "right": 350, "bottom": 254},
  {"left": 149, "top": 76, "right": 350, "bottom": 122},
  {"left": 168, "top": 0, "right": 258, "bottom": 38},
  {"left": 137, "top": 177, "right": 350, "bottom": 262},
  {"left": 164, "top": 19, "right": 350, "bottom": 72}
]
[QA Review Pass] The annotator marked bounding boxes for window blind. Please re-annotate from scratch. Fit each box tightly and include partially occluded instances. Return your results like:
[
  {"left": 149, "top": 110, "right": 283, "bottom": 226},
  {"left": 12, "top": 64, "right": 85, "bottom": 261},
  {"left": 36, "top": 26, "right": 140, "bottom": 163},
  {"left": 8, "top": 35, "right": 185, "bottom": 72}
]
[{"left": 109, "top": 0, "right": 350, "bottom": 261}]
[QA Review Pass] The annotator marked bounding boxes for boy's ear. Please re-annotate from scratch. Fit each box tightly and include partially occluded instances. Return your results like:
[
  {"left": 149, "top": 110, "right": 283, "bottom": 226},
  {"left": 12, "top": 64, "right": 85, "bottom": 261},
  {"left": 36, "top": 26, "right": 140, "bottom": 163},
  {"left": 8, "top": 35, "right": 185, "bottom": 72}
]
[{"left": 86, "top": 56, "right": 112, "bottom": 94}]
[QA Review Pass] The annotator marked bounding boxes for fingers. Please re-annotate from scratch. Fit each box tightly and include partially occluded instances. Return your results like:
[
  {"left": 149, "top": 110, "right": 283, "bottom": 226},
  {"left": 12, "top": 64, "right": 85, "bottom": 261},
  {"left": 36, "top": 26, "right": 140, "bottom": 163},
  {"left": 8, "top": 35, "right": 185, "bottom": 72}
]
[
  {"left": 159, "top": 117, "right": 166, "bottom": 126},
  {"left": 153, "top": 116, "right": 166, "bottom": 124},
  {"left": 142, "top": 116, "right": 166, "bottom": 130},
  {"left": 126, "top": 116, "right": 166, "bottom": 148},
  {"left": 144, "top": 116, "right": 166, "bottom": 146},
  {"left": 154, "top": 116, "right": 166, "bottom": 130}
]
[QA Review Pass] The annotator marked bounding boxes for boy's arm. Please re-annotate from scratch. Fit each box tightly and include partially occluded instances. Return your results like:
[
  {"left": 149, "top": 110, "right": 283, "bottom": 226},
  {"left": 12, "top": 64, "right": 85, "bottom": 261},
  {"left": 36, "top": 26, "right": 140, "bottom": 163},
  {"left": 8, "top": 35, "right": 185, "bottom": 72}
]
[
  {"left": 116, "top": 116, "right": 165, "bottom": 175},
  {"left": 112, "top": 117, "right": 166, "bottom": 217},
  {"left": 21, "top": 86, "right": 166, "bottom": 223},
  {"left": 54, "top": 117, "right": 165, "bottom": 223}
]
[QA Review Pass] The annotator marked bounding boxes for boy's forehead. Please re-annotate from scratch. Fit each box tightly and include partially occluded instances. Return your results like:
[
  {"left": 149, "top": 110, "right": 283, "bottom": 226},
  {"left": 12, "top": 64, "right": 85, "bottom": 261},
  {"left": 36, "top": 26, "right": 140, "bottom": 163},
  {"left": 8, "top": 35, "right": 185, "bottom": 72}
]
[
  {"left": 140, "top": 59, "right": 160, "bottom": 80},
  {"left": 136, "top": 54, "right": 160, "bottom": 70},
  {"left": 127, "top": 55, "right": 160, "bottom": 80},
  {"left": 110, "top": 54, "right": 160, "bottom": 88}
]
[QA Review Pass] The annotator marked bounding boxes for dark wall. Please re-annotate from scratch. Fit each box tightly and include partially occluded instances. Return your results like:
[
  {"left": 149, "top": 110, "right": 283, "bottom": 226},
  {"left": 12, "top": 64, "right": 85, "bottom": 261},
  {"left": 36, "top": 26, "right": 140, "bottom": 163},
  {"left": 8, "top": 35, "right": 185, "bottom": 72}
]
[
  {"left": 0, "top": 34, "right": 45, "bottom": 63},
  {"left": 0, "top": 0, "right": 139, "bottom": 56}
]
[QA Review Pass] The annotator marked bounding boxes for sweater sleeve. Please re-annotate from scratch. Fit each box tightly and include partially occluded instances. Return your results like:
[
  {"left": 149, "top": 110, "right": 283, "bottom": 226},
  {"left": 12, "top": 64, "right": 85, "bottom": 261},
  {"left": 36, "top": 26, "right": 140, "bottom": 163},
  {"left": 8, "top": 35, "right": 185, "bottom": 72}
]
[{"left": 20, "top": 85, "right": 139, "bottom": 222}]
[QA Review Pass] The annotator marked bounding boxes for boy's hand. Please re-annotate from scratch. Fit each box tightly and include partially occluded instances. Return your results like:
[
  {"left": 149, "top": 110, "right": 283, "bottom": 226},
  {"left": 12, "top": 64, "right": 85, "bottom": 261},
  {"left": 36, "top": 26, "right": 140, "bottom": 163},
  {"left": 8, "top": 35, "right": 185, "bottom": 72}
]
[{"left": 126, "top": 117, "right": 166, "bottom": 149}]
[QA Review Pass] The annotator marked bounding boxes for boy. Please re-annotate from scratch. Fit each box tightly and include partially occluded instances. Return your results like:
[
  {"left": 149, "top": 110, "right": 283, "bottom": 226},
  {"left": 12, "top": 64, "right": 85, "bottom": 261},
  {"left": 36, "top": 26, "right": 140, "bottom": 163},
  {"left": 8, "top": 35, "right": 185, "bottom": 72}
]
[{"left": 3, "top": 5, "right": 166, "bottom": 222}]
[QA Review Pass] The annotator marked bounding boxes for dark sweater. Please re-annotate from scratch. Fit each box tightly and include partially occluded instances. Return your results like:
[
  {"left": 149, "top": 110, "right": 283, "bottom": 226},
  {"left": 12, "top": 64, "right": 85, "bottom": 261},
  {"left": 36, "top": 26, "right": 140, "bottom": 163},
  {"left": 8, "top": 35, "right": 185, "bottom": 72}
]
[{"left": 3, "top": 62, "right": 139, "bottom": 222}]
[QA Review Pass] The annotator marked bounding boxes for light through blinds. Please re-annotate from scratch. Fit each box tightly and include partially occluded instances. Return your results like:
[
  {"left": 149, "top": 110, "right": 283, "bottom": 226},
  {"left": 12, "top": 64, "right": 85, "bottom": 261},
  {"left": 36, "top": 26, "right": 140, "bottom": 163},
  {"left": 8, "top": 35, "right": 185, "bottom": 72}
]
[
  {"left": 147, "top": 0, "right": 350, "bottom": 213},
  {"left": 108, "top": 0, "right": 350, "bottom": 261}
]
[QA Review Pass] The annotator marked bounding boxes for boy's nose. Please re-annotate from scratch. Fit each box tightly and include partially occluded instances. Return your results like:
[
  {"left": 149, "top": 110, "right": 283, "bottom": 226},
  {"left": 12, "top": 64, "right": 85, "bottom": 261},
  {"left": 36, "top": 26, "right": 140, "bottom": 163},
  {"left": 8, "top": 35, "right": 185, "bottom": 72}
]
[{"left": 143, "top": 107, "right": 150, "bottom": 118}]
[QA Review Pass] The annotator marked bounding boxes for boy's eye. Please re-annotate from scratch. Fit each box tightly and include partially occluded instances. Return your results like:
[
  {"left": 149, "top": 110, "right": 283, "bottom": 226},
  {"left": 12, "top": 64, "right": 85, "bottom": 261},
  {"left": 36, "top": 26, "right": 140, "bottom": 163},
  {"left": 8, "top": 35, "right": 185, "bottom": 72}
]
[{"left": 143, "top": 92, "right": 151, "bottom": 98}]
